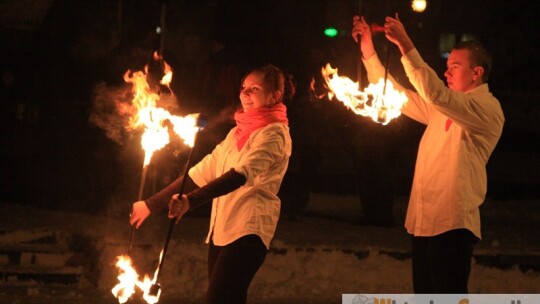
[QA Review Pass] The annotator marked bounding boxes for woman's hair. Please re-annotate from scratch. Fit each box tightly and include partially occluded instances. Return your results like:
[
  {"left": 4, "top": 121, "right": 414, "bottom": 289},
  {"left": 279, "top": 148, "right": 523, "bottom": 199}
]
[
  {"left": 453, "top": 40, "right": 492, "bottom": 83},
  {"left": 243, "top": 64, "right": 296, "bottom": 104}
]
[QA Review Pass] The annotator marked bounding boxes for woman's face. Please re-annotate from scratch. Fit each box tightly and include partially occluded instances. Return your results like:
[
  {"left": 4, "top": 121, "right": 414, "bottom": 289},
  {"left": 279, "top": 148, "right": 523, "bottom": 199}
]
[{"left": 239, "top": 72, "right": 277, "bottom": 112}]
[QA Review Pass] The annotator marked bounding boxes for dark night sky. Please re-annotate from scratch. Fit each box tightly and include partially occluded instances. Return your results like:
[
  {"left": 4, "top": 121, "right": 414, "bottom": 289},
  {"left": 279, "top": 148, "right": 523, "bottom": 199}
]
[{"left": 0, "top": 0, "right": 539, "bottom": 212}]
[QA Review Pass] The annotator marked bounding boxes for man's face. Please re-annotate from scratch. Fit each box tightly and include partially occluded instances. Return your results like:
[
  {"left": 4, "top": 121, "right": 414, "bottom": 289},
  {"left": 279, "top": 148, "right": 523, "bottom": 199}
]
[{"left": 444, "top": 49, "right": 481, "bottom": 92}]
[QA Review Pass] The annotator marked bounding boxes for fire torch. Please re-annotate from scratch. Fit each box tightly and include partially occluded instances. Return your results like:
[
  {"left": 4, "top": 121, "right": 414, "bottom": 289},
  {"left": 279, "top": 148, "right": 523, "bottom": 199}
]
[{"left": 147, "top": 117, "right": 206, "bottom": 298}]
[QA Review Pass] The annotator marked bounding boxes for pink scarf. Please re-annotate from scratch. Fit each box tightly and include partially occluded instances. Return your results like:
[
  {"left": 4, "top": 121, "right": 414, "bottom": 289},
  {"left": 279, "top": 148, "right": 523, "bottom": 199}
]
[{"left": 234, "top": 103, "right": 288, "bottom": 150}]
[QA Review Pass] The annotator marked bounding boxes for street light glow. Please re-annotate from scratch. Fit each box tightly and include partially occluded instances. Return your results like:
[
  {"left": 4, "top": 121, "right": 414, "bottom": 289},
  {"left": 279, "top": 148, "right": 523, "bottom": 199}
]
[{"left": 412, "top": 0, "right": 427, "bottom": 13}]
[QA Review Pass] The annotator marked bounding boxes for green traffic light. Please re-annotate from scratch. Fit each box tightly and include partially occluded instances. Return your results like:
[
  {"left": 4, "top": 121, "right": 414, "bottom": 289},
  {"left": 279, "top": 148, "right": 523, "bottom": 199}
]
[{"left": 324, "top": 27, "right": 338, "bottom": 37}]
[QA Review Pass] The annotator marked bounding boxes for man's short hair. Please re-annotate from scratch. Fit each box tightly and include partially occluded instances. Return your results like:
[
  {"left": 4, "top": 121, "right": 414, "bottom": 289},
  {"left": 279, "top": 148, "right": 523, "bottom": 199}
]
[{"left": 453, "top": 40, "right": 492, "bottom": 83}]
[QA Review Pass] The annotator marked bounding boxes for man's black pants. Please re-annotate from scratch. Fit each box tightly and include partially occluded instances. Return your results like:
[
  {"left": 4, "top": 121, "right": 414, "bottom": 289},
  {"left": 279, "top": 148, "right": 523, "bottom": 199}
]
[{"left": 412, "top": 228, "right": 478, "bottom": 293}]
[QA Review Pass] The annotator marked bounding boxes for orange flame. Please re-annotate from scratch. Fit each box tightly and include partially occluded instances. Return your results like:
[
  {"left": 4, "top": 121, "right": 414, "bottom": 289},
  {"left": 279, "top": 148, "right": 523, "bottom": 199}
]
[
  {"left": 321, "top": 63, "right": 407, "bottom": 125},
  {"left": 111, "top": 255, "right": 161, "bottom": 303},
  {"left": 154, "top": 51, "right": 173, "bottom": 87},
  {"left": 112, "top": 54, "right": 201, "bottom": 304},
  {"left": 123, "top": 56, "right": 200, "bottom": 167}
]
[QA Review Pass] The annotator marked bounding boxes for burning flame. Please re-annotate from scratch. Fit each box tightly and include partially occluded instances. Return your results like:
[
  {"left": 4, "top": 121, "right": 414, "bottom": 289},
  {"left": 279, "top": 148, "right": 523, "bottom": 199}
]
[
  {"left": 123, "top": 52, "right": 200, "bottom": 166},
  {"left": 320, "top": 63, "right": 407, "bottom": 125},
  {"left": 154, "top": 52, "right": 173, "bottom": 87},
  {"left": 112, "top": 53, "right": 201, "bottom": 303},
  {"left": 111, "top": 255, "right": 161, "bottom": 304}
]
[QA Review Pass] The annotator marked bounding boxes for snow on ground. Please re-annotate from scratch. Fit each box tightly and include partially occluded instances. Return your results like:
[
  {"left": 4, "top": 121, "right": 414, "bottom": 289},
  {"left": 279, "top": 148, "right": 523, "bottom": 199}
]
[{"left": 0, "top": 193, "right": 539, "bottom": 303}]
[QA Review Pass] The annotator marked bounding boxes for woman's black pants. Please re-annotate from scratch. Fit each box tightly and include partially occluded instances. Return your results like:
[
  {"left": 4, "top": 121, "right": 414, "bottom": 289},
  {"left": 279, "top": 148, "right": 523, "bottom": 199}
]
[{"left": 206, "top": 234, "right": 267, "bottom": 304}]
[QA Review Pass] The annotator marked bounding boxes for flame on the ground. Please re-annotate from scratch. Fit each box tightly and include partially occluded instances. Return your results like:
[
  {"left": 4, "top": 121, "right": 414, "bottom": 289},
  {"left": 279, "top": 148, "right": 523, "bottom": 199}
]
[
  {"left": 123, "top": 53, "right": 200, "bottom": 166},
  {"left": 320, "top": 63, "right": 407, "bottom": 125},
  {"left": 111, "top": 255, "right": 160, "bottom": 304}
]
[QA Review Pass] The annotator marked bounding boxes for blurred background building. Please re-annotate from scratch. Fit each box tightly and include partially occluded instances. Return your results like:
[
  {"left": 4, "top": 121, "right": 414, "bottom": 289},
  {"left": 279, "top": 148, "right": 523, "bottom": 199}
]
[{"left": 0, "top": 0, "right": 538, "bottom": 215}]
